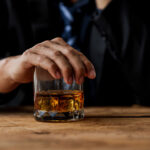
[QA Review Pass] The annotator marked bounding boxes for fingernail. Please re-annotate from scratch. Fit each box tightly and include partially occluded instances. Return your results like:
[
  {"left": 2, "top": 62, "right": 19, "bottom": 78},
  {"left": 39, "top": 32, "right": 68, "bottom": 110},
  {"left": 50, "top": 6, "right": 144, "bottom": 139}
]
[
  {"left": 89, "top": 70, "right": 96, "bottom": 78},
  {"left": 55, "top": 71, "right": 61, "bottom": 78},
  {"left": 79, "top": 76, "right": 84, "bottom": 84},
  {"left": 68, "top": 76, "right": 73, "bottom": 84}
]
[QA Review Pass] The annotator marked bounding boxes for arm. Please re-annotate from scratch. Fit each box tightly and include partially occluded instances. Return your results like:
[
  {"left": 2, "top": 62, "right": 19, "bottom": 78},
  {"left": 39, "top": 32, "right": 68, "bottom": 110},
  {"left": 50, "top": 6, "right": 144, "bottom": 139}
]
[{"left": 0, "top": 38, "right": 96, "bottom": 93}]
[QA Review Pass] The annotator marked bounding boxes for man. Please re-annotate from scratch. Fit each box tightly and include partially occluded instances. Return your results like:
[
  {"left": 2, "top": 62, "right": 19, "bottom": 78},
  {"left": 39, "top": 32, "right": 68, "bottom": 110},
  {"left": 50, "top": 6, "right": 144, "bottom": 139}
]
[{"left": 0, "top": 0, "right": 149, "bottom": 106}]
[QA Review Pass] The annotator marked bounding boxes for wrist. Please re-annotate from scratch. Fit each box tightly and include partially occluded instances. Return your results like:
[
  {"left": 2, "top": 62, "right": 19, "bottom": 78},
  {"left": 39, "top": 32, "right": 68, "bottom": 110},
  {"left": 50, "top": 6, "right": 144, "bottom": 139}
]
[{"left": 0, "top": 57, "right": 20, "bottom": 93}]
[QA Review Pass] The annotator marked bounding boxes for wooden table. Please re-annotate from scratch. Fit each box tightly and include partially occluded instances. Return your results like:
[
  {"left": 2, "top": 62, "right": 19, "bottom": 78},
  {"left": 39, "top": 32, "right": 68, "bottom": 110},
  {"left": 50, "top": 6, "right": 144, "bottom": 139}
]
[{"left": 0, "top": 106, "right": 150, "bottom": 150}]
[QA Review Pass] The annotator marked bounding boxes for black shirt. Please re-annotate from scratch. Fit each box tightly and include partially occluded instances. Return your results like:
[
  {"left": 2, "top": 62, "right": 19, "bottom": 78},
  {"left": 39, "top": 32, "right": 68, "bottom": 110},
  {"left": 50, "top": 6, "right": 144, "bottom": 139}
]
[{"left": 0, "top": 0, "right": 150, "bottom": 106}]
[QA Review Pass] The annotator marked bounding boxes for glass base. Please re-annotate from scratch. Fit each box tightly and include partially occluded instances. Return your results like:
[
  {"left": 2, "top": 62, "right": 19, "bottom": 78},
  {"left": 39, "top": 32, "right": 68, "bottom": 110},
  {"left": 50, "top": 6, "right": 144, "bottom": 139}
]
[{"left": 34, "top": 110, "right": 84, "bottom": 122}]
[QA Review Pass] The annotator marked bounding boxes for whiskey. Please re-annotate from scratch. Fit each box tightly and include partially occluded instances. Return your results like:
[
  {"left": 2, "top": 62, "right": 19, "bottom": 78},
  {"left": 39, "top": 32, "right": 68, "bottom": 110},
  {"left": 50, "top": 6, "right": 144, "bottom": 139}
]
[
  {"left": 34, "top": 67, "right": 84, "bottom": 121},
  {"left": 34, "top": 90, "right": 84, "bottom": 113},
  {"left": 34, "top": 90, "right": 84, "bottom": 121}
]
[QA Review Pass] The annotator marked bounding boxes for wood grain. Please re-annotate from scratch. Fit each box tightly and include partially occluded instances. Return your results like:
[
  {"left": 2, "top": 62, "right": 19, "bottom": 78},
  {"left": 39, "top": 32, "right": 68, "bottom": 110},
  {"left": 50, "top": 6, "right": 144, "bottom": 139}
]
[{"left": 0, "top": 106, "right": 150, "bottom": 150}]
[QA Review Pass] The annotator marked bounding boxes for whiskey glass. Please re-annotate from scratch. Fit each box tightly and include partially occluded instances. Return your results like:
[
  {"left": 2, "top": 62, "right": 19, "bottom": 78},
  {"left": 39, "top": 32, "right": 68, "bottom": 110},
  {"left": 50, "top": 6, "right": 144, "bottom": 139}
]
[{"left": 34, "top": 67, "right": 84, "bottom": 122}]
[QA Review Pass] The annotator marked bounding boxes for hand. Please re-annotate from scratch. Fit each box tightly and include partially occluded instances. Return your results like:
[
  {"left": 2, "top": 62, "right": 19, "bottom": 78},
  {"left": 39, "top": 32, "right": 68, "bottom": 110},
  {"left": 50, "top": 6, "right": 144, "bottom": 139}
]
[{"left": 9, "top": 37, "right": 96, "bottom": 85}]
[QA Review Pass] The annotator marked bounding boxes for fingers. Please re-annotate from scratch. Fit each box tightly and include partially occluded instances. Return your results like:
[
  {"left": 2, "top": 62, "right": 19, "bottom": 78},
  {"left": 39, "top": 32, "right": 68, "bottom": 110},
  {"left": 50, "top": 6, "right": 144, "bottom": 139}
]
[
  {"left": 22, "top": 37, "right": 96, "bottom": 85},
  {"left": 60, "top": 48, "right": 86, "bottom": 84},
  {"left": 51, "top": 37, "right": 68, "bottom": 46},
  {"left": 48, "top": 50, "right": 73, "bottom": 84},
  {"left": 44, "top": 42, "right": 85, "bottom": 84},
  {"left": 29, "top": 45, "right": 73, "bottom": 84},
  {"left": 79, "top": 54, "right": 96, "bottom": 79},
  {"left": 22, "top": 51, "right": 61, "bottom": 79},
  {"left": 46, "top": 38, "right": 96, "bottom": 80}
]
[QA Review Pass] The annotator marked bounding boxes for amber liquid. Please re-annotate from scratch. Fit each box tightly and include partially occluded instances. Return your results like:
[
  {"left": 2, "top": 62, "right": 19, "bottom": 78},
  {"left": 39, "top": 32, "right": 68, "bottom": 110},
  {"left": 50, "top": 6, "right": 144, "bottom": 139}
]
[{"left": 34, "top": 90, "right": 84, "bottom": 112}]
